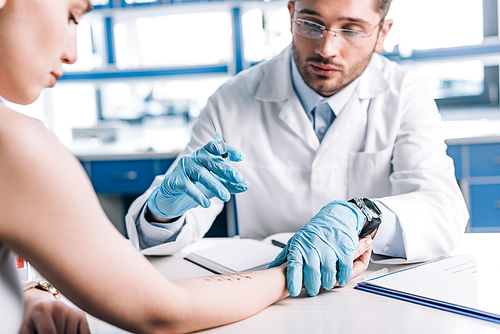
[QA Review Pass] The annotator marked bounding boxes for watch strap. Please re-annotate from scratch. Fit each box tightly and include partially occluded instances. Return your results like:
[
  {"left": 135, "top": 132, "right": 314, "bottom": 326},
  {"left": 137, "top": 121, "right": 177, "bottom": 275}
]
[
  {"left": 358, "top": 218, "right": 382, "bottom": 239},
  {"left": 348, "top": 198, "right": 382, "bottom": 238}
]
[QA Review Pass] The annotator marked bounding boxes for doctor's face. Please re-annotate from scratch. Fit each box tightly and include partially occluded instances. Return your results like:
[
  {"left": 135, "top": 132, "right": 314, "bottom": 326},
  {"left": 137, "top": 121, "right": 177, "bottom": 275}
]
[
  {"left": 288, "top": 0, "right": 392, "bottom": 97},
  {"left": 0, "top": 0, "right": 92, "bottom": 105}
]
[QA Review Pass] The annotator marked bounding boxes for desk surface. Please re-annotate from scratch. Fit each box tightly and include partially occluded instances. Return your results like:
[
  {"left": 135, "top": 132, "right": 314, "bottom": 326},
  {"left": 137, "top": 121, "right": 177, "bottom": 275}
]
[{"left": 88, "top": 234, "right": 500, "bottom": 334}]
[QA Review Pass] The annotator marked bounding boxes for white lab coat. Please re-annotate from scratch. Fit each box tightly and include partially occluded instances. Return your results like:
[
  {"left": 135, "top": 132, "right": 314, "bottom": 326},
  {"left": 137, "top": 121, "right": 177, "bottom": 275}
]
[{"left": 126, "top": 46, "right": 469, "bottom": 263}]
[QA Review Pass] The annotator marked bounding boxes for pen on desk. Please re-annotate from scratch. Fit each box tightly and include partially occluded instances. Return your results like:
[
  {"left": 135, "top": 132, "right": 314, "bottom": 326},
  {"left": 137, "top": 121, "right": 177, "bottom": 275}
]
[{"left": 271, "top": 239, "right": 286, "bottom": 248}]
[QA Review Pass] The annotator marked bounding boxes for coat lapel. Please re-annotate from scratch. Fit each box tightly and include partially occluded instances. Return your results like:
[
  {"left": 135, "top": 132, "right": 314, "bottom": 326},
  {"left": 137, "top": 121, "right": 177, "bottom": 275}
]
[
  {"left": 254, "top": 46, "right": 320, "bottom": 151},
  {"left": 253, "top": 48, "right": 390, "bottom": 153},
  {"left": 318, "top": 54, "right": 390, "bottom": 150}
]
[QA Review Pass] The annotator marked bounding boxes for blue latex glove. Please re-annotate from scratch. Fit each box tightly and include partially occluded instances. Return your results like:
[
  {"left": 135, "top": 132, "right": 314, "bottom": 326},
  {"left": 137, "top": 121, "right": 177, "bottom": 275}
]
[
  {"left": 147, "top": 141, "right": 249, "bottom": 219},
  {"left": 268, "top": 201, "right": 365, "bottom": 297}
]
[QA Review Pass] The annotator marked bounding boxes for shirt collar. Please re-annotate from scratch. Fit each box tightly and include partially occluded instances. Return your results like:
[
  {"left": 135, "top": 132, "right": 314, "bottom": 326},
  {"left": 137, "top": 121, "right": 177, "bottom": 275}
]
[{"left": 291, "top": 55, "right": 360, "bottom": 117}]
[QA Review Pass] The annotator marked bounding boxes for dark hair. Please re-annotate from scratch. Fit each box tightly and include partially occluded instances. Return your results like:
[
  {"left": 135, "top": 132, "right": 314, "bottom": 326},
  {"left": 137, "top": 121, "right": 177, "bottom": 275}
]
[{"left": 374, "top": 0, "right": 393, "bottom": 19}]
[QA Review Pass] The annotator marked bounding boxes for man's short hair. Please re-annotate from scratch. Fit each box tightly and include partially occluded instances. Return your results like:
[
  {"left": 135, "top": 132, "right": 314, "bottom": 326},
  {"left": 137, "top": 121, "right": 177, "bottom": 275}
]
[
  {"left": 374, "top": 0, "right": 393, "bottom": 19},
  {"left": 290, "top": 0, "right": 393, "bottom": 20}
]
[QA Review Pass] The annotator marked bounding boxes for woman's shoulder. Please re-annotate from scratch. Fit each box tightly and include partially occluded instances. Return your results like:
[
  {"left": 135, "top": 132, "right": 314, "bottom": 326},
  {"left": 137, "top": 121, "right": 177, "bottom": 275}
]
[
  {"left": 0, "top": 104, "right": 84, "bottom": 231},
  {"left": 0, "top": 103, "right": 47, "bottom": 137},
  {"left": 0, "top": 104, "right": 65, "bottom": 172},
  {"left": 0, "top": 105, "right": 41, "bottom": 141}
]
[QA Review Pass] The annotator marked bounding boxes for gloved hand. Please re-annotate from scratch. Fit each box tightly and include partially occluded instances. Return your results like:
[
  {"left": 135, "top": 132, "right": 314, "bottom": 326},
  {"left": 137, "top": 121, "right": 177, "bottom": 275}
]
[
  {"left": 147, "top": 141, "right": 249, "bottom": 219},
  {"left": 268, "top": 201, "right": 365, "bottom": 297}
]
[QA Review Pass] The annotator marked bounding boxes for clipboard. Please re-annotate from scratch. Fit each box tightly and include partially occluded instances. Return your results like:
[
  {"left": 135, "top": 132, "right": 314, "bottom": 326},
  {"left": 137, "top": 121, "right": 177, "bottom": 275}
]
[{"left": 355, "top": 254, "right": 500, "bottom": 324}]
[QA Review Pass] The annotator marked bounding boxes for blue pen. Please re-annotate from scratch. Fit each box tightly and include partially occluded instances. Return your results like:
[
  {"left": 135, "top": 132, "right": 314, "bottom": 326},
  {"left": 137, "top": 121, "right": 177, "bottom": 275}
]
[{"left": 209, "top": 114, "right": 228, "bottom": 158}]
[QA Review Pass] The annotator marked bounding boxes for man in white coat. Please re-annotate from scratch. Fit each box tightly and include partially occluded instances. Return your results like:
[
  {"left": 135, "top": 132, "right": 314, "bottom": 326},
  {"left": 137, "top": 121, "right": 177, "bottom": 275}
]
[{"left": 126, "top": 0, "right": 469, "bottom": 297}]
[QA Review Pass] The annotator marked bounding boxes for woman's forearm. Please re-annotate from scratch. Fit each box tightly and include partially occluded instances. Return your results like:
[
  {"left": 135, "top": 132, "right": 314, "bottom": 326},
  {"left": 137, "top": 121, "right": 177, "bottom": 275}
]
[
  {"left": 75, "top": 262, "right": 288, "bottom": 334},
  {"left": 161, "top": 266, "right": 289, "bottom": 333}
]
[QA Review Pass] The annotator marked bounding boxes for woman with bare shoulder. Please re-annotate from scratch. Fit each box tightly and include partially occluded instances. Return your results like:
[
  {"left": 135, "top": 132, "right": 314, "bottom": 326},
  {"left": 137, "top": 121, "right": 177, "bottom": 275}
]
[{"left": 0, "top": 0, "right": 371, "bottom": 333}]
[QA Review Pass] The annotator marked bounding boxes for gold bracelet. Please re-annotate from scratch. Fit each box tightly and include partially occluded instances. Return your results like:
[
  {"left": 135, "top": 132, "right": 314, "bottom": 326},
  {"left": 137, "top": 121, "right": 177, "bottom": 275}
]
[{"left": 23, "top": 281, "right": 61, "bottom": 300}]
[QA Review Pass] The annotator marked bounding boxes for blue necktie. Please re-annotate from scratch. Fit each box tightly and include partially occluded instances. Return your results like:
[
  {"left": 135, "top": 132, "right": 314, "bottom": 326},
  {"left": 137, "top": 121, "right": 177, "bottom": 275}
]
[{"left": 311, "top": 102, "right": 335, "bottom": 143}]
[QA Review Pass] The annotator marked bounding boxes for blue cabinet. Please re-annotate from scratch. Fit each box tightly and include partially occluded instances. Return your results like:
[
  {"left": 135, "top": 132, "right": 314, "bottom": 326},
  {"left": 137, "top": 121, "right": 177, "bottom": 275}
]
[
  {"left": 78, "top": 156, "right": 175, "bottom": 237},
  {"left": 83, "top": 158, "right": 175, "bottom": 194},
  {"left": 446, "top": 145, "right": 462, "bottom": 180},
  {"left": 469, "top": 184, "right": 500, "bottom": 230},
  {"left": 90, "top": 160, "right": 155, "bottom": 194},
  {"left": 447, "top": 141, "right": 500, "bottom": 232},
  {"left": 79, "top": 155, "right": 229, "bottom": 237},
  {"left": 469, "top": 143, "right": 500, "bottom": 177}
]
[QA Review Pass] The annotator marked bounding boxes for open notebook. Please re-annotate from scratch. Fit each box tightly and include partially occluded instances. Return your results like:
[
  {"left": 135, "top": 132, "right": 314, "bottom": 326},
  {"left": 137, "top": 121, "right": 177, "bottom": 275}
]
[{"left": 184, "top": 233, "right": 293, "bottom": 274}]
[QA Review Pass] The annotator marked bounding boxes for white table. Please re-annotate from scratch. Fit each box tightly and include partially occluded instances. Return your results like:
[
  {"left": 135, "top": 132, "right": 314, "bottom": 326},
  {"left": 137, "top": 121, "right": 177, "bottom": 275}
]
[{"left": 88, "top": 233, "right": 500, "bottom": 334}]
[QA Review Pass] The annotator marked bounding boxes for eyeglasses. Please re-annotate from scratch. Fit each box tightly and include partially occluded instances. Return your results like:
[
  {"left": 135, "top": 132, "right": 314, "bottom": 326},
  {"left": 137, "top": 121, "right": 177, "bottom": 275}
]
[{"left": 292, "top": 18, "right": 383, "bottom": 47}]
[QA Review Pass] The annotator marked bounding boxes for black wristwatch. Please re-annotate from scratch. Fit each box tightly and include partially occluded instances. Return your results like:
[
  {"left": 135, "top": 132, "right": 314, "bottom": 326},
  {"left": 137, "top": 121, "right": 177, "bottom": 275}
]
[{"left": 348, "top": 197, "right": 383, "bottom": 238}]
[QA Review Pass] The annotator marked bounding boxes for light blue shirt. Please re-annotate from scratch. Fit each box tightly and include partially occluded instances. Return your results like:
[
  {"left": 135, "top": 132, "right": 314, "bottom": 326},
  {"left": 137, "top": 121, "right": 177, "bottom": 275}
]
[
  {"left": 290, "top": 56, "right": 406, "bottom": 260},
  {"left": 290, "top": 55, "right": 360, "bottom": 122}
]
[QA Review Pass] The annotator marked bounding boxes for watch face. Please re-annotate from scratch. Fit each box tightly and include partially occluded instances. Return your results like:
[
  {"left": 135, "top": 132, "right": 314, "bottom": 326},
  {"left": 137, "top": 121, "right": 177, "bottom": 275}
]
[{"left": 362, "top": 198, "right": 382, "bottom": 219}]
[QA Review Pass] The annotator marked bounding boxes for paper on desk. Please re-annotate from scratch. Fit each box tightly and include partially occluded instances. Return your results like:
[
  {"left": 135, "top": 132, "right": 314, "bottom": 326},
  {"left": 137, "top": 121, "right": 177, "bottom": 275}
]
[{"left": 355, "top": 254, "right": 500, "bottom": 324}]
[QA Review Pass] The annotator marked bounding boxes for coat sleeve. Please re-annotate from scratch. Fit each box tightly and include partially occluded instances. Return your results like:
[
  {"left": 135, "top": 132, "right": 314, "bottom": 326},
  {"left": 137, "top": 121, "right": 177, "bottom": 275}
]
[
  {"left": 373, "top": 72, "right": 469, "bottom": 264},
  {"left": 125, "top": 97, "right": 227, "bottom": 255}
]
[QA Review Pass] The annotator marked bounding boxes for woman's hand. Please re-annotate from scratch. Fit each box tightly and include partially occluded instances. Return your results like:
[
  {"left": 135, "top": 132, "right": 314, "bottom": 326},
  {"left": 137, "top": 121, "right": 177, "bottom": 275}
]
[
  {"left": 20, "top": 288, "right": 90, "bottom": 334},
  {"left": 351, "top": 235, "right": 374, "bottom": 279}
]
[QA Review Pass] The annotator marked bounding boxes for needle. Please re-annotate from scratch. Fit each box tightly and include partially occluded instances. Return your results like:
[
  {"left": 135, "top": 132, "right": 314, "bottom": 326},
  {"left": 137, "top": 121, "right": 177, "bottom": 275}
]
[{"left": 209, "top": 114, "right": 228, "bottom": 158}]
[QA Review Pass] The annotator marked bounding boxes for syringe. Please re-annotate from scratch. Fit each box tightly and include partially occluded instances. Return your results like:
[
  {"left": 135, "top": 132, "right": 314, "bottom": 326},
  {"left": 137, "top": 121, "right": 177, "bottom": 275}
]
[{"left": 209, "top": 114, "right": 228, "bottom": 158}]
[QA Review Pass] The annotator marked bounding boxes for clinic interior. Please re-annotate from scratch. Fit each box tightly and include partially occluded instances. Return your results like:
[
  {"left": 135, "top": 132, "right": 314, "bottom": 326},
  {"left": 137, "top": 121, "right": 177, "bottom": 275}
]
[{"left": 4, "top": 0, "right": 499, "bottom": 235}]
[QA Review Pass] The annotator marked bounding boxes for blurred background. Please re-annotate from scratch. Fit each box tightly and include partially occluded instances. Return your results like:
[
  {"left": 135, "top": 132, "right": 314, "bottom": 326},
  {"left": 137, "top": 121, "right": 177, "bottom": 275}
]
[{"left": 3, "top": 0, "right": 500, "bottom": 236}]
